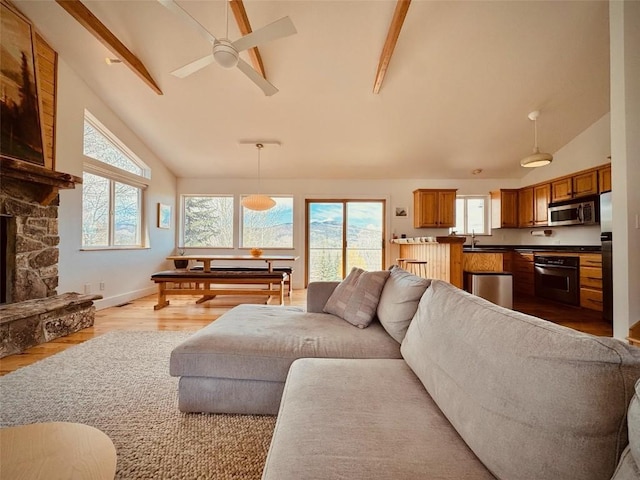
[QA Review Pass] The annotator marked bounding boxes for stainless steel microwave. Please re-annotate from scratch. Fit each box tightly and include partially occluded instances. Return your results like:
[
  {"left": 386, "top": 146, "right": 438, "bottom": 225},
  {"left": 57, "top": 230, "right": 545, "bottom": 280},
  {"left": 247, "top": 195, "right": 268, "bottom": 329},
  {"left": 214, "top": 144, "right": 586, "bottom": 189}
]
[{"left": 548, "top": 195, "right": 600, "bottom": 226}]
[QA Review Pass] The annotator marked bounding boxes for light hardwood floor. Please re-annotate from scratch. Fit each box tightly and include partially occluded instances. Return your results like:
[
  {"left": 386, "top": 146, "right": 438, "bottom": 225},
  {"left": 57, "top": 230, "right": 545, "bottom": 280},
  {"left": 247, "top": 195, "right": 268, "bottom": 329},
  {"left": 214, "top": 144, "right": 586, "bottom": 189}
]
[{"left": 0, "top": 290, "right": 612, "bottom": 376}]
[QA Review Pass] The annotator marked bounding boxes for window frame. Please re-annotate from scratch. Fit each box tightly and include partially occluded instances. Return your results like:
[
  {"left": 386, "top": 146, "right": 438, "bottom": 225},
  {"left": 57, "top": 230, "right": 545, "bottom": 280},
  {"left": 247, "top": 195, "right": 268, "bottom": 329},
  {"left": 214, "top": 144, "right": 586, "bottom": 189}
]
[
  {"left": 451, "top": 195, "right": 491, "bottom": 236},
  {"left": 180, "top": 194, "right": 235, "bottom": 248},
  {"left": 239, "top": 195, "right": 295, "bottom": 250},
  {"left": 81, "top": 111, "right": 149, "bottom": 250}
]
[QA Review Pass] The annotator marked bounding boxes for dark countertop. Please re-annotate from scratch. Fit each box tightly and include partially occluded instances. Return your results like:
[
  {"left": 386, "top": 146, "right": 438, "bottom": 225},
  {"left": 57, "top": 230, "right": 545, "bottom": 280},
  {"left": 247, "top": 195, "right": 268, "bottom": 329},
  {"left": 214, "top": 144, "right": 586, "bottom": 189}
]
[{"left": 463, "top": 245, "right": 601, "bottom": 253}]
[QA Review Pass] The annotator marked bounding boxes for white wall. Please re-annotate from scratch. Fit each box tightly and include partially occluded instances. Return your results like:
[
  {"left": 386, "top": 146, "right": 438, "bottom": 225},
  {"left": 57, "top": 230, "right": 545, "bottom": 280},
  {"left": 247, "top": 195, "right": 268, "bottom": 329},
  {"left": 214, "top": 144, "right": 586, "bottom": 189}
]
[
  {"left": 55, "top": 59, "right": 177, "bottom": 309},
  {"left": 610, "top": 0, "right": 640, "bottom": 339}
]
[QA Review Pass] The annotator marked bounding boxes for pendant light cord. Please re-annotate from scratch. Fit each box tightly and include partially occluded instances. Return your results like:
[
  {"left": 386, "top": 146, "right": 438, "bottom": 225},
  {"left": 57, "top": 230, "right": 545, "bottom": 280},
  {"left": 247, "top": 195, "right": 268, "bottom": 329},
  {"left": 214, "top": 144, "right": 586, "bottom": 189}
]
[
  {"left": 225, "top": 0, "right": 229, "bottom": 38},
  {"left": 256, "top": 143, "right": 263, "bottom": 193}
]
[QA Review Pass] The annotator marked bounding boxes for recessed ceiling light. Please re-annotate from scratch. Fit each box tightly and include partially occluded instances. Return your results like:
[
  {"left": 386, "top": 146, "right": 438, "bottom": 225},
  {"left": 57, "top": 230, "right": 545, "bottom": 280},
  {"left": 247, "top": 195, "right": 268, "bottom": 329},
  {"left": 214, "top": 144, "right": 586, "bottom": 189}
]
[
  {"left": 105, "top": 57, "right": 122, "bottom": 65},
  {"left": 472, "top": 169, "right": 483, "bottom": 175}
]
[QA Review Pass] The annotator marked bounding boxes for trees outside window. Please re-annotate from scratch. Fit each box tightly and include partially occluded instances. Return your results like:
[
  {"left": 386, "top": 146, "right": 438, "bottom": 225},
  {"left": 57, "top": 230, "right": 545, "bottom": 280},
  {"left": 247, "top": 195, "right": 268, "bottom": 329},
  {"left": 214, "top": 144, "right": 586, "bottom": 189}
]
[
  {"left": 182, "top": 196, "right": 234, "bottom": 247},
  {"left": 82, "top": 111, "right": 148, "bottom": 248}
]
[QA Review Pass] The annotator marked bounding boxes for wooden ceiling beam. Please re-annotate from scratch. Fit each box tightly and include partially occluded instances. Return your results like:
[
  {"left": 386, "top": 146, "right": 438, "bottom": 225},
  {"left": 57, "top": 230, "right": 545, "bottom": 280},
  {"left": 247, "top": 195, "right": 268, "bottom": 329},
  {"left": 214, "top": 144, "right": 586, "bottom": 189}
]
[
  {"left": 373, "top": 0, "right": 411, "bottom": 94},
  {"left": 55, "top": 0, "right": 163, "bottom": 95},
  {"left": 228, "top": 0, "right": 266, "bottom": 79}
]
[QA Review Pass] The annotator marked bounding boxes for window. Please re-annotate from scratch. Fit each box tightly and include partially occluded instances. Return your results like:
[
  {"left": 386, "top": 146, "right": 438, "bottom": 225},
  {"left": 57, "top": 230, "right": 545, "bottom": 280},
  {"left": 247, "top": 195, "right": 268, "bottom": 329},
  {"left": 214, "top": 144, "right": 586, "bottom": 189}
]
[
  {"left": 182, "top": 196, "right": 234, "bottom": 248},
  {"left": 241, "top": 196, "right": 293, "bottom": 248},
  {"left": 452, "top": 195, "right": 490, "bottom": 235},
  {"left": 82, "top": 111, "right": 148, "bottom": 248}
]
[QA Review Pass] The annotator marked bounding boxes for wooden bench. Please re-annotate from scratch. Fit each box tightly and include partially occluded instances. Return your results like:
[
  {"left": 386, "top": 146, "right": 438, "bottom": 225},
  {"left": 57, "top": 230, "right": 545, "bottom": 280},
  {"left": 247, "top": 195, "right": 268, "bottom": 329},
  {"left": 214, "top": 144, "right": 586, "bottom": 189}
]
[
  {"left": 150, "top": 270, "right": 287, "bottom": 310},
  {"left": 190, "top": 266, "right": 294, "bottom": 296}
]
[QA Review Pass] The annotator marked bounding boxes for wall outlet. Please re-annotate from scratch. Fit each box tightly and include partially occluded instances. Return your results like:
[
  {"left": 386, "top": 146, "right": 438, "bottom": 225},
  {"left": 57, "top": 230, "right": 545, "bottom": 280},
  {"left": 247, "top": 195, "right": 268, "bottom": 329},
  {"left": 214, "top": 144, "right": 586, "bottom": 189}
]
[
  {"left": 84, "top": 283, "right": 91, "bottom": 294},
  {"left": 99, "top": 282, "right": 105, "bottom": 291}
]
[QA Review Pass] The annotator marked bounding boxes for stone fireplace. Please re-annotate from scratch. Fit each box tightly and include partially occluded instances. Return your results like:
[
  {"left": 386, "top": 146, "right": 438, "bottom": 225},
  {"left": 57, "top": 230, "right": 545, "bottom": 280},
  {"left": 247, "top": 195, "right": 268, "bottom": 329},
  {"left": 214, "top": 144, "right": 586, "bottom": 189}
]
[{"left": 0, "top": 158, "right": 100, "bottom": 358}]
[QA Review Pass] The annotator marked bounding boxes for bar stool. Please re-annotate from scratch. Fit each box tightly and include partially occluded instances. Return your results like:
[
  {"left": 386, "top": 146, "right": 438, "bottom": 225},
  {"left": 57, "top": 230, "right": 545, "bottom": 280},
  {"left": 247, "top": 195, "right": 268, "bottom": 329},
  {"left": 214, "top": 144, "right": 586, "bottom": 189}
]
[
  {"left": 395, "top": 258, "right": 416, "bottom": 270},
  {"left": 405, "top": 260, "right": 428, "bottom": 278}
]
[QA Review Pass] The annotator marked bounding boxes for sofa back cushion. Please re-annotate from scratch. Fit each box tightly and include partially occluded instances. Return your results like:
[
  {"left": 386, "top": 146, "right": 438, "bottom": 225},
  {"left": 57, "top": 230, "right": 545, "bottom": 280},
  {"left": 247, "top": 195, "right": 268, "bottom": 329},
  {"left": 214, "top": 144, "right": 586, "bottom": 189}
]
[
  {"left": 324, "top": 267, "right": 390, "bottom": 328},
  {"left": 401, "top": 280, "right": 640, "bottom": 480},
  {"left": 376, "top": 266, "right": 431, "bottom": 343}
]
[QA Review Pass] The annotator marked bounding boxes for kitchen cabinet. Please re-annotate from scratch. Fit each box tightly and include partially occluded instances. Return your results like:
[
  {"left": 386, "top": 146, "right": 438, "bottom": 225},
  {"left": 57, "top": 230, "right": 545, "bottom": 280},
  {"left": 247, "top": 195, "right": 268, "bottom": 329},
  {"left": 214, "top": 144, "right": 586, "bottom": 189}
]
[
  {"left": 533, "top": 184, "right": 551, "bottom": 226},
  {"left": 491, "top": 189, "right": 518, "bottom": 228},
  {"left": 551, "top": 169, "right": 598, "bottom": 202},
  {"left": 518, "top": 184, "right": 550, "bottom": 227},
  {"left": 573, "top": 170, "right": 598, "bottom": 198},
  {"left": 598, "top": 164, "right": 611, "bottom": 193},
  {"left": 413, "top": 189, "right": 457, "bottom": 228},
  {"left": 518, "top": 187, "right": 534, "bottom": 227},
  {"left": 579, "top": 253, "right": 603, "bottom": 311},
  {"left": 551, "top": 176, "right": 574, "bottom": 202},
  {"left": 512, "top": 252, "right": 534, "bottom": 296}
]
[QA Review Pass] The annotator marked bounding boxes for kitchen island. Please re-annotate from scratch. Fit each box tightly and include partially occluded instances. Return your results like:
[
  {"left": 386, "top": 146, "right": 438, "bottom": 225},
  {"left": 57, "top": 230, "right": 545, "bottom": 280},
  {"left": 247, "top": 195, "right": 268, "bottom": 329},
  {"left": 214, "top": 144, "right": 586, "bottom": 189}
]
[{"left": 391, "top": 236, "right": 465, "bottom": 288}]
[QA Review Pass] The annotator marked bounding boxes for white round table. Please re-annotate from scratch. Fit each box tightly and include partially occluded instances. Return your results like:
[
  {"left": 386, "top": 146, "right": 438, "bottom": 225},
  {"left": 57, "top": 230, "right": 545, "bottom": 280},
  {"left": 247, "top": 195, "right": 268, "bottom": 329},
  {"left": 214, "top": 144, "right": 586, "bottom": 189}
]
[{"left": 0, "top": 422, "right": 117, "bottom": 480}]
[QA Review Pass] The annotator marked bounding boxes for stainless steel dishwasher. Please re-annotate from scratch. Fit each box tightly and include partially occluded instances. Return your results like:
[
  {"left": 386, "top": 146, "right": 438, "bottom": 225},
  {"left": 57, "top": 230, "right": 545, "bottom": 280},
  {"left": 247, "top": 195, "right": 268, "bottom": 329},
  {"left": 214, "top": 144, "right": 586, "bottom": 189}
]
[{"left": 463, "top": 271, "right": 513, "bottom": 309}]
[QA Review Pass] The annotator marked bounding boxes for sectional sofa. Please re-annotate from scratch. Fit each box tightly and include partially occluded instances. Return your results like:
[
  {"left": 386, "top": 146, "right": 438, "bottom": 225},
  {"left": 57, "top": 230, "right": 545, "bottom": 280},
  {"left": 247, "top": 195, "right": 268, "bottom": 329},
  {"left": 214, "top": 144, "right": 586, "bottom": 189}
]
[{"left": 170, "top": 267, "right": 640, "bottom": 480}]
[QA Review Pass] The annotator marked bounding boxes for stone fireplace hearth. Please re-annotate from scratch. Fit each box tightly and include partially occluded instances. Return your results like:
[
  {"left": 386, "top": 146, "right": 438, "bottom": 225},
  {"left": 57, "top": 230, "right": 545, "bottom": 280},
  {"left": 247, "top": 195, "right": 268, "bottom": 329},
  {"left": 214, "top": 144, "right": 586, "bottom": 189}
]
[{"left": 1, "top": 158, "right": 100, "bottom": 358}]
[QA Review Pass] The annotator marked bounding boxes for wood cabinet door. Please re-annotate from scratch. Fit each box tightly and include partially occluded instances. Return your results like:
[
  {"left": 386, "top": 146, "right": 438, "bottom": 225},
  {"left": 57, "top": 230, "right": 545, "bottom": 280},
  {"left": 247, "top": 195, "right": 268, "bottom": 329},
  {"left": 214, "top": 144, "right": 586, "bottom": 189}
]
[
  {"left": 598, "top": 164, "right": 611, "bottom": 193},
  {"left": 501, "top": 190, "right": 519, "bottom": 228},
  {"left": 518, "top": 187, "right": 534, "bottom": 227},
  {"left": 573, "top": 170, "right": 598, "bottom": 198},
  {"left": 551, "top": 177, "right": 573, "bottom": 202},
  {"left": 438, "top": 190, "right": 457, "bottom": 227},
  {"left": 413, "top": 190, "right": 438, "bottom": 227},
  {"left": 533, "top": 184, "right": 550, "bottom": 225}
]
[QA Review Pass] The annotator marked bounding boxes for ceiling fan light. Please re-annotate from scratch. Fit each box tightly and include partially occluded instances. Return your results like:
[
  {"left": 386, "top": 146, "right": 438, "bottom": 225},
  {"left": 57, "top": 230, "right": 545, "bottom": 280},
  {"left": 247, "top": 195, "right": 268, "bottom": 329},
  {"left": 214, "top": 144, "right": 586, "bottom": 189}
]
[
  {"left": 213, "top": 41, "right": 239, "bottom": 69},
  {"left": 242, "top": 194, "right": 276, "bottom": 211}
]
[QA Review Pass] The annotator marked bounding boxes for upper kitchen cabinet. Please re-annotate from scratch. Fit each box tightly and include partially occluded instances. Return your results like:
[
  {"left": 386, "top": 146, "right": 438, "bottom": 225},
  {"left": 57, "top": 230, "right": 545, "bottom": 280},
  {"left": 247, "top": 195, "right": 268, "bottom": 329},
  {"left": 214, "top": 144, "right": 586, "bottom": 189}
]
[
  {"left": 533, "top": 184, "right": 551, "bottom": 225},
  {"left": 413, "top": 189, "right": 457, "bottom": 228},
  {"left": 518, "top": 184, "right": 550, "bottom": 227},
  {"left": 518, "top": 187, "right": 534, "bottom": 227},
  {"left": 598, "top": 164, "right": 611, "bottom": 193},
  {"left": 491, "top": 189, "right": 518, "bottom": 228},
  {"left": 551, "top": 169, "right": 598, "bottom": 202}
]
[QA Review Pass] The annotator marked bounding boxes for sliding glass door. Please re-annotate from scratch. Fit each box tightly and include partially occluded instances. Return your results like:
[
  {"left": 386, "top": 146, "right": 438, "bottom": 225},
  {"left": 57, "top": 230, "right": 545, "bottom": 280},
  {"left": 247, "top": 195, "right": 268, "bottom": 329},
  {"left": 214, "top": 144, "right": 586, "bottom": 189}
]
[{"left": 306, "top": 200, "right": 385, "bottom": 284}]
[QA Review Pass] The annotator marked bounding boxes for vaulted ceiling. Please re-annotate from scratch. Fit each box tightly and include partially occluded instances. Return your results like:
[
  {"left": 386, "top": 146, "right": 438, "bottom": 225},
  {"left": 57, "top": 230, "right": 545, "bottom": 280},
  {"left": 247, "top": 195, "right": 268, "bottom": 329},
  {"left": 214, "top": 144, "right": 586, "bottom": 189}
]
[{"left": 14, "top": 0, "right": 610, "bottom": 180}]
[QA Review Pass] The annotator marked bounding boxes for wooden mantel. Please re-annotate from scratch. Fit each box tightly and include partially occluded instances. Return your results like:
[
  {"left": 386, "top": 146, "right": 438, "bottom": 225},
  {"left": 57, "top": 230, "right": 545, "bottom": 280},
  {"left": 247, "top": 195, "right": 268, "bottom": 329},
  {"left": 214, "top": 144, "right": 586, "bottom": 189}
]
[{"left": 0, "top": 157, "right": 82, "bottom": 205}]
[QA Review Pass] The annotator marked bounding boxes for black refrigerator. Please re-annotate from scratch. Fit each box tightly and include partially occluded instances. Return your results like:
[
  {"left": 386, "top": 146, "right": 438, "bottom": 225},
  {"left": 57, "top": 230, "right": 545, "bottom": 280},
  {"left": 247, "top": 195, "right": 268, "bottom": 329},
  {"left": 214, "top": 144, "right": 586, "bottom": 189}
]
[{"left": 600, "top": 191, "right": 613, "bottom": 322}]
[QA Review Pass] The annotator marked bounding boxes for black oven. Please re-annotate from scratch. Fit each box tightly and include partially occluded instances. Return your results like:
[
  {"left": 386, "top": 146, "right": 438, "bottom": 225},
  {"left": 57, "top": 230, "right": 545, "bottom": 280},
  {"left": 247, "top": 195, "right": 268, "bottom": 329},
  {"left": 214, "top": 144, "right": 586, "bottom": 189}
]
[{"left": 534, "top": 256, "right": 579, "bottom": 306}]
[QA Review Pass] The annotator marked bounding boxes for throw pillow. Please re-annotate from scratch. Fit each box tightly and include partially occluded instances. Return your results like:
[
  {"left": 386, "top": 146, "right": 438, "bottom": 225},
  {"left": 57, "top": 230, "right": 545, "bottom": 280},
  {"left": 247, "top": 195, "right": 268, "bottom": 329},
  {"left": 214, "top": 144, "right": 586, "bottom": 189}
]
[
  {"left": 377, "top": 265, "right": 431, "bottom": 343},
  {"left": 323, "top": 267, "right": 390, "bottom": 328}
]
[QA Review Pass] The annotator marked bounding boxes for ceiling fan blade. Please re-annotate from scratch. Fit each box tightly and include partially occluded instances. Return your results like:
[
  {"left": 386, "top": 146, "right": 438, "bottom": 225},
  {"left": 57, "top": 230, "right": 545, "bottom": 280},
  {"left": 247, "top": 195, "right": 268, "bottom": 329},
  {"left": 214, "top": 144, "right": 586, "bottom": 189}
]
[
  {"left": 236, "top": 58, "right": 278, "bottom": 96},
  {"left": 232, "top": 16, "right": 296, "bottom": 53},
  {"left": 170, "top": 55, "right": 215, "bottom": 78},
  {"left": 157, "top": 0, "right": 217, "bottom": 44}
]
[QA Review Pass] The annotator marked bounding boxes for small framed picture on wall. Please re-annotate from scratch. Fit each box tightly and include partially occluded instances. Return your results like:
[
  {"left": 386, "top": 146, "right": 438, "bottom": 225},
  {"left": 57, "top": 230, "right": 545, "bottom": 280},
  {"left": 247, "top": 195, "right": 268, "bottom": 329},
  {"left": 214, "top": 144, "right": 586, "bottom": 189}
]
[
  {"left": 157, "top": 203, "right": 171, "bottom": 229},
  {"left": 395, "top": 207, "right": 408, "bottom": 217}
]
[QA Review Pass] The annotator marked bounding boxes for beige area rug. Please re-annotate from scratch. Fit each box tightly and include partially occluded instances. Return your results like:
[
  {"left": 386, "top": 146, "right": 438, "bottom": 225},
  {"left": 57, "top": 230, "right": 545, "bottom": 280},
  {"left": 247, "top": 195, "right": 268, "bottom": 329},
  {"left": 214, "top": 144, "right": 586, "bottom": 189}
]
[{"left": 0, "top": 331, "right": 276, "bottom": 479}]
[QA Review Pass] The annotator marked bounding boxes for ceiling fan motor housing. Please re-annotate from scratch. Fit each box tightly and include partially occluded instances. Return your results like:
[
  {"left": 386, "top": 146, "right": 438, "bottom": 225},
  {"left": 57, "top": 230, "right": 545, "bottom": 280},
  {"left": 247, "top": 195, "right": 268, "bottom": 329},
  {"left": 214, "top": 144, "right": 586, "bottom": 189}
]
[{"left": 213, "top": 40, "right": 239, "bottom": 69}]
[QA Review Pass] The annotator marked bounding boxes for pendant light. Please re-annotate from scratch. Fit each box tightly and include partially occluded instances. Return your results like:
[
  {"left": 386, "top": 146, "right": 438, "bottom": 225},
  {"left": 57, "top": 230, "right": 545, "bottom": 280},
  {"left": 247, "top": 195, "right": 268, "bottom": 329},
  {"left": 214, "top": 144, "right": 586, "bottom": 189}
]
[
  {"left": 521, "top": 110, "right": 553, "bottom": 168},
  {"left": 242, "top": 143, "right": 276, "bottom": 211}
]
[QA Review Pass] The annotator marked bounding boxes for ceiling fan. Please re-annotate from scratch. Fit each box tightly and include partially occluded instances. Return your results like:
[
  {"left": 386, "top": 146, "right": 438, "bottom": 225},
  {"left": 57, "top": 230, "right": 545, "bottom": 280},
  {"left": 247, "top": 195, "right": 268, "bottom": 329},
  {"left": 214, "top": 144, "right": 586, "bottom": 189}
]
[{"left": 158, "top": 0, "right": 296, "bottom": 96}]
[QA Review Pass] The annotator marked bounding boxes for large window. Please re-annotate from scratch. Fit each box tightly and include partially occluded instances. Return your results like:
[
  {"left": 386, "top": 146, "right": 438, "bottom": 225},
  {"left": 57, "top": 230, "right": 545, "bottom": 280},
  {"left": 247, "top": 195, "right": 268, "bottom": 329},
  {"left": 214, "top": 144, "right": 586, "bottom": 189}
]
[
  {"left": 182, "top": 196, "right": 234, "bottom": 247},
  {"left": 452, "top": 195, "right": 490, "bottom": 235},
  {"left": 241, "top": 196, "right": 293, "bottom": 248},
  {"left": 82, "top": 111, "right": 148, "bottom": 248}
]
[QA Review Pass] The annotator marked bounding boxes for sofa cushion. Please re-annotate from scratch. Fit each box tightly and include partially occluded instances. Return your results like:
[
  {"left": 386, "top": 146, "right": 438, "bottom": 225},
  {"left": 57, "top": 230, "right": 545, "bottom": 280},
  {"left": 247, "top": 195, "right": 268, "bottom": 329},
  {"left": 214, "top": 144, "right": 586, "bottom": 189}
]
[
  {"left": 401, "top": 280, "right": 640, "bottom": 480},
  {"left": 170, "top": 304, "right": 401, "bottom": 382},
  {"left": 263, "top": 358, "right": 496, "bottom": 480},
  {"left": 611, "top": 379, "right": 640, "bottom": 479},
  {"left": 323, "top": 267, "right": 390, "bottom": 328},
  {"left": 376, "top": 265, "right": 431, "bottom": 343}
]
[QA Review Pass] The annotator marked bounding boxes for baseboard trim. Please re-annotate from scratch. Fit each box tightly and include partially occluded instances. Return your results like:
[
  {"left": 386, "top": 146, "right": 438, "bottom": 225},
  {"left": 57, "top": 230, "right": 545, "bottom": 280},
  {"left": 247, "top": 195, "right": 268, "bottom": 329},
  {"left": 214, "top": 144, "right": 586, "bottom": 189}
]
[{"left": 94, "top": 286, "right": 156, "bottom": 310}]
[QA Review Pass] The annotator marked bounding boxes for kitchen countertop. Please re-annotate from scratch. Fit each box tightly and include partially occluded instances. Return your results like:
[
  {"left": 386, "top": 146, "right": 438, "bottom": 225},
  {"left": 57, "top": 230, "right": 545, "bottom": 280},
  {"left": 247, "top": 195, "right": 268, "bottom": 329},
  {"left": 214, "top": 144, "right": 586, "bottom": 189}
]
[{"left": 462, "top": 245, "right": 601, "bottom": 253}]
